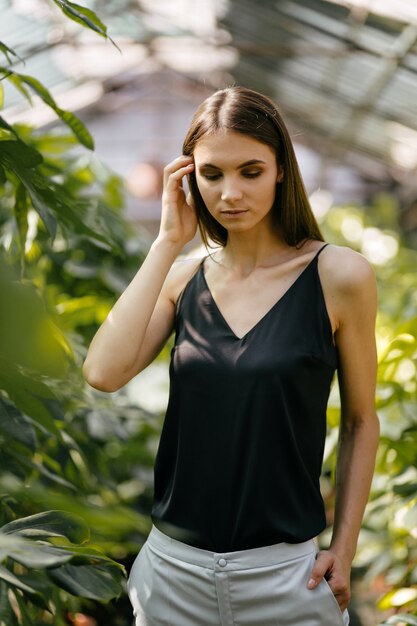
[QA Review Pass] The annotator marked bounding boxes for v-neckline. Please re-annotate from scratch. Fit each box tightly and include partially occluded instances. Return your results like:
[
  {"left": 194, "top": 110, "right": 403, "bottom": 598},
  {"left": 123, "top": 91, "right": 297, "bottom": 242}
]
[{"left": 201, "top": 245, "right": 328, "bottom": 341}]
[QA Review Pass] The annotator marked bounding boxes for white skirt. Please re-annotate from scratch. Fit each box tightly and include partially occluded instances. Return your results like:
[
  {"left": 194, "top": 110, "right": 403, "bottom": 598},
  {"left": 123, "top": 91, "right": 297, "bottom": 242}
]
[{"left": 128, "top": 524, "right": 350, "bottom": 626}]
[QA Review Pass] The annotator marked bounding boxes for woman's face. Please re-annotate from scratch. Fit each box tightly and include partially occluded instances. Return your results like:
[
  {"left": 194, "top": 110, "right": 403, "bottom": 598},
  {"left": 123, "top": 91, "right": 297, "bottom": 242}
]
[{"left": 193, "top": 130, "right": 282, "bottom": 234}]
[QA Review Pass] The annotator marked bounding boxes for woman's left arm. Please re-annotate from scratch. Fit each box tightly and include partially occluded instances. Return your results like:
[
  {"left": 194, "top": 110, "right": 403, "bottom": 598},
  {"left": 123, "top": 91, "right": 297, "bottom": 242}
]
[{"left": 307, "top": 248, "right": 380, "bottom": 612}]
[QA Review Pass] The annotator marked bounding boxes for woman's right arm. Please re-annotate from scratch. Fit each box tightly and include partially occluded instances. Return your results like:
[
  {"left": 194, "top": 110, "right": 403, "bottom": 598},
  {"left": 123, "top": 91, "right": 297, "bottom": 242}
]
[{"left": 82, "top": 155, "right": 197, "bottom": 392}]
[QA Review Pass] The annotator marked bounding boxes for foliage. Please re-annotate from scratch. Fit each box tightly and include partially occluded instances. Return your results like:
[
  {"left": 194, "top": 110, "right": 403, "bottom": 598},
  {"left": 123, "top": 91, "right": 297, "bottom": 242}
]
[
  {"left": 0, "top": 510, "right": 124, "bottom": 624},
  {"left": 317, "top": 200, "right": 417, "bottom": 624},
  {"left": 0, "top": 2, "right": 155, "bottom": 624},
  {"left": 0, "top": 119, "right": 160, "bottom": 621}
]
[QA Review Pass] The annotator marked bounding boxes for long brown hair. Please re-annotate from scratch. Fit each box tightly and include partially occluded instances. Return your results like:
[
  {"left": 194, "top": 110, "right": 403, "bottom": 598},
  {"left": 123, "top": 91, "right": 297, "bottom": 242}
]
[{"left": 182, "top": 86, "right": 324, "bottom": 248}]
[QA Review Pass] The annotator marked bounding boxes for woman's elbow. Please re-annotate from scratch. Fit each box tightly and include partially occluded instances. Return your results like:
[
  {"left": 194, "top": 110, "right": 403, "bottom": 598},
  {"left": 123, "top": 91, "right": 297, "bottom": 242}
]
[{"left": 82, "top": 362, "right": 123, "bottom": 393}]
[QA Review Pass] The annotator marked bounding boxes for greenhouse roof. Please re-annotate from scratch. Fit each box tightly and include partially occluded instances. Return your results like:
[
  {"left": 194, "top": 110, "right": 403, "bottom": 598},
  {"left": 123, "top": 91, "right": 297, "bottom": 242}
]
[
  {"left": 222, "top": 0, "right": 417, "bottom": 189},
  {"left": 1, "top": 0, "right": 416, "bottom": 190}
]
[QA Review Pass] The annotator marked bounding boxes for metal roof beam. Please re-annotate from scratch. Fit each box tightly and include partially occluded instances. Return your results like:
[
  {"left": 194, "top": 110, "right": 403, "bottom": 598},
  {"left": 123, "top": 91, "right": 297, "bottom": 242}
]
[
  {"left": 234, "top": 57, "right": 416, "bottom": 129},
  {"left": 330, "top": 23, "right": 417, "bottom": 155}
]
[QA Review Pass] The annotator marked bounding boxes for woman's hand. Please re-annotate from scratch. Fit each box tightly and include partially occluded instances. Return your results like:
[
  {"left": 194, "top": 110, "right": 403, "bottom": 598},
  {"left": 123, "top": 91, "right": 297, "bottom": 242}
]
[
  {"left": 307, "top": 549, "right": 351, "bottom": 612},
  {"left": 159, "top": 155, "right": 197, "bottom": 247},
  {"left": 83, "top": 156, "right": 198, "bottom": 392}
]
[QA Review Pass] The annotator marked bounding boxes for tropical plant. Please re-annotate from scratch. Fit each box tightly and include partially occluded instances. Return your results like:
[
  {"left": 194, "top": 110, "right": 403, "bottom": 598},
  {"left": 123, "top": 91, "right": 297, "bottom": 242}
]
[
  {"left": 317, "top": 199, "right": 417, "bottom": 625},
  {"left": 0, "top": 3, "right": 154, "bottom": 624}
]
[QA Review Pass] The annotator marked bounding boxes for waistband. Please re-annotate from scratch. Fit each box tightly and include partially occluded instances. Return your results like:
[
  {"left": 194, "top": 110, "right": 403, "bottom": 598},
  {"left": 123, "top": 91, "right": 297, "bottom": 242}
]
[{"left": 147, "top": 524, "right": 317, "bottom": 570}]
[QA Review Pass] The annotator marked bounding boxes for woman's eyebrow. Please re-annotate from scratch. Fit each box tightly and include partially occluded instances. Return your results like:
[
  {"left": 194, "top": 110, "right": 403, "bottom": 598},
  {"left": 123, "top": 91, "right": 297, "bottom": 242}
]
[{"left": 199, "top": 159, "right": 267, "bottom": 170}]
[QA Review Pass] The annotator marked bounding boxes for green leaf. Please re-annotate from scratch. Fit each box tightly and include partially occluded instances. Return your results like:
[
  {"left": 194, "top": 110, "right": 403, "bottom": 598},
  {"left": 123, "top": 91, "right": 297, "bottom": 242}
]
[
  {"left": 57, "top": 109, "right": 94, "bottom": 150},
  {"left": 0, "top": 564, "right": 40, "bottom": 595},
  {"left": 17, "top": 74, "right": 93, "bottom": 149},
  {"left": 2, "top": 164, "right": 57, "bottom": 239},
  {"left": 10, "top": 589, "right": 36, "bottom": 626},
  {"left": 0, "top": 580, "right": 18, "bottom": 626},
  {"left": 10, "top": 74, "right": 55, "bottom": 108},
  {"left": 0, "top": 534, "right": 72, "bottom": 568},
  {"left": 0, "top": 83, "right": 3, "bottom": 109},
  {"left": 0, "top": 115, "right": 19, "bottom": 138},
  {"left": 7, "top": 159, "right": 118, "bottom": 247},
  {"left": 0, "top": 399, "right": 37, "bottom": 452},
  {"left": 10, "top": 573, "right": 52, "bottom": 612},
  {"left": 0, "top": 139, "right": 43, "bottom": 168},
  {"left": 10, "top": 452, "right": 77, "bottom": 490},
  {"left": 51, "top": 1, "right": 120, "bottom": 50},
  {"left": 0, "top": 42, "right": 22, "bottom": 65},
  {"left": 53, "top": 0, "right": 107, "bottom": 34},
  {"left": 18, "top": 182, "right": 57, "bottom": 240},
  {"left": 0, "top": 360, "right": 62, "bottom": 438},
  {"left": 379, "top": 587, "right": 417, "bottom": 611},
  {"left": 7, "top": 75, "right": 33, "bottom": 106},
  {"left": 0, "top": 71, "right": 94, "bottom": 149},
  {"left": 58, "top": 545, "right": 125, "bottom": 568},
  {"left": 14, "top": 183, "right": 29, "bottom": 257},
  {"left": 393, "top": 482, "right": 417, "bottom": 496},
  {"left": 0, "top": 131, "right": 121, "bottom": 250},
  {"left": 1, "top": 510, "right": 89, "bottom": 544},
  {"left": 25, "top": 174, "right": 111, "bottom": 248},
  {"left": 49, "top": 561, "right": 123, "bottom": 601}
]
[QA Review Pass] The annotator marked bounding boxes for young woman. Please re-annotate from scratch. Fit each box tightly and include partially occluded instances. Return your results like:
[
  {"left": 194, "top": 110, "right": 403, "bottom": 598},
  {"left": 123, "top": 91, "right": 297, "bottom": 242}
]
[{"left": 83, "top": 86, "right": 379, "bottom": 626}]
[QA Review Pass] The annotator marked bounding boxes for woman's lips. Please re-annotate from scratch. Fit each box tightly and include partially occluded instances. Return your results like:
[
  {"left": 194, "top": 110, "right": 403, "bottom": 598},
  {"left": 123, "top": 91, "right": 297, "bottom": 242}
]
[{"left": 221, "top": 210, "right": 248, "bottom": 216}]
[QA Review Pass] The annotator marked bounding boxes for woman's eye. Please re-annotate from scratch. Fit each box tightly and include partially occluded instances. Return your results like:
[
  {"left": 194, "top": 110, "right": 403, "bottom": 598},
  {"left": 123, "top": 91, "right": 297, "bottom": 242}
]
[
  {"left": 202, "top": 173, "right": 221, "bottom": 181},
  {"left": 201, "top": 171, "right": 261, "bottom": 181},
  {"left": 243, "top": 171, "right": 261, "bottom": 178}
]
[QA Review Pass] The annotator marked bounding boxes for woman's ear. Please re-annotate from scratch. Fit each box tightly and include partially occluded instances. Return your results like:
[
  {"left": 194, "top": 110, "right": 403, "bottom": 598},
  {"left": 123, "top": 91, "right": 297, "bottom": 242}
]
[{"left": 276, "top": 167, "right": 284, "bottom": 183}]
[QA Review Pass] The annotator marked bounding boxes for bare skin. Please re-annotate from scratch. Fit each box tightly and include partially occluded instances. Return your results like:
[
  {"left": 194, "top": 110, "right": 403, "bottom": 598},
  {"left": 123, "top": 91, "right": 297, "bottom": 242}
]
[{"left": 83, "top": 130, "right": 379, "bottom": 615}]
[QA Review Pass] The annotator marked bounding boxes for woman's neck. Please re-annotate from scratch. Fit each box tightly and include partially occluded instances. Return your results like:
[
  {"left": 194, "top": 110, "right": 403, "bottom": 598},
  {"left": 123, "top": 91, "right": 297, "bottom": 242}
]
[{"left": 219, "top": 227, "right": 292, "bottom": 277}]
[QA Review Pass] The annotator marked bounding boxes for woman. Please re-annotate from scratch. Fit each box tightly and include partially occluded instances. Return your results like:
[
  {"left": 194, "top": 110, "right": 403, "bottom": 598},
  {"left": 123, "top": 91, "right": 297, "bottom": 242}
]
[{"left": 83, "top": 86, "right": 379, "bottom": 626}]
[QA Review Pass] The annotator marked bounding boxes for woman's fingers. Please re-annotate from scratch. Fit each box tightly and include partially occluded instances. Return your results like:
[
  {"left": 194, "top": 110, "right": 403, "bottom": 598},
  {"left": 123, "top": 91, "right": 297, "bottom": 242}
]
[
  {"left": 163, "top": 157, "right": 195, "bottom": 209},
  {"left": 307, "top": 551, "right": 332, "bottom": 589},
  {"left": 186, "top": 192, "right": 195, "bottom": 209},
  {"left": 158, "top": 156, "right": 198, "bottom": 246},
  {"left": 163, "top": 156, "right": 194, "bottom": 188},
  {"left": 307, "top": 550, "right": 351, "bottom": 612}
]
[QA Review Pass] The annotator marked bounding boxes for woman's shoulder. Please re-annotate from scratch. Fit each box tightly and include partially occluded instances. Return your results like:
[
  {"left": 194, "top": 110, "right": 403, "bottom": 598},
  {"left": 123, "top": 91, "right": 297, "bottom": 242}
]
[
  {"left": 165, "top": 255, "right": 206, "bottom": 304},
  {"left": 317, "top": 243, "right": 377, "bottom": 332},
  {"left": 320, "top": 243, "right": 376, "bottom": 293}
]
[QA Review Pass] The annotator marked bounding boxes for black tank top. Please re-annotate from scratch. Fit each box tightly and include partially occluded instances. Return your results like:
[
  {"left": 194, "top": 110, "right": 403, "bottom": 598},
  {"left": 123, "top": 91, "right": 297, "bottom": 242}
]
[{"left": 151, "top": 243, "right": 338, "bottom": 552}]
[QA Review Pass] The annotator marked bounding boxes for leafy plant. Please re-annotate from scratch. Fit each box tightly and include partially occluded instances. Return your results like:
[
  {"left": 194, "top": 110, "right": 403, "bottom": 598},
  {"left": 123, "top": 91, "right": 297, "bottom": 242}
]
[
  {"left": 0, "top": 510, "right": 124, "bottom": 623},
  {"left": 0, "top": 2, "right": 150, "bottom": 623},
  {"left": 317, "top": 200, "right": 417, "bottom": 624}
]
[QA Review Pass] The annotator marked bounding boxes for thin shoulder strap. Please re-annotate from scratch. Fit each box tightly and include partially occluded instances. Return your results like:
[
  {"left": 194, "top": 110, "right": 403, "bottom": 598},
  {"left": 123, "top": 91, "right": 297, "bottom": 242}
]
[
  {"left": 174, "top": 255, "right": 207, "bottom": 319},
  {"left": 315, "top": 243, "right": 330, "bottom": 259}
]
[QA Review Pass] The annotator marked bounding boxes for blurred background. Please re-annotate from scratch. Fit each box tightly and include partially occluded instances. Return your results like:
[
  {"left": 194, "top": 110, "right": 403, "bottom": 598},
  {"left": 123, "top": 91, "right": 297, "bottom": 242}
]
[
  {"left": 3, "top": 0, "right": 417, "bottom": 239},
  {"left": 1, "top": 1, "right": 417, "bottom": 625}
]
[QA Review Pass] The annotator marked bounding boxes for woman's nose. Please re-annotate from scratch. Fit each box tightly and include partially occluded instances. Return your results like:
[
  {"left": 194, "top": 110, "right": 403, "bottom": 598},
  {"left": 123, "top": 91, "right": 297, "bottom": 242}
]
[{"left": 221, "top": 179, "right": 243, "bottom": 202}]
